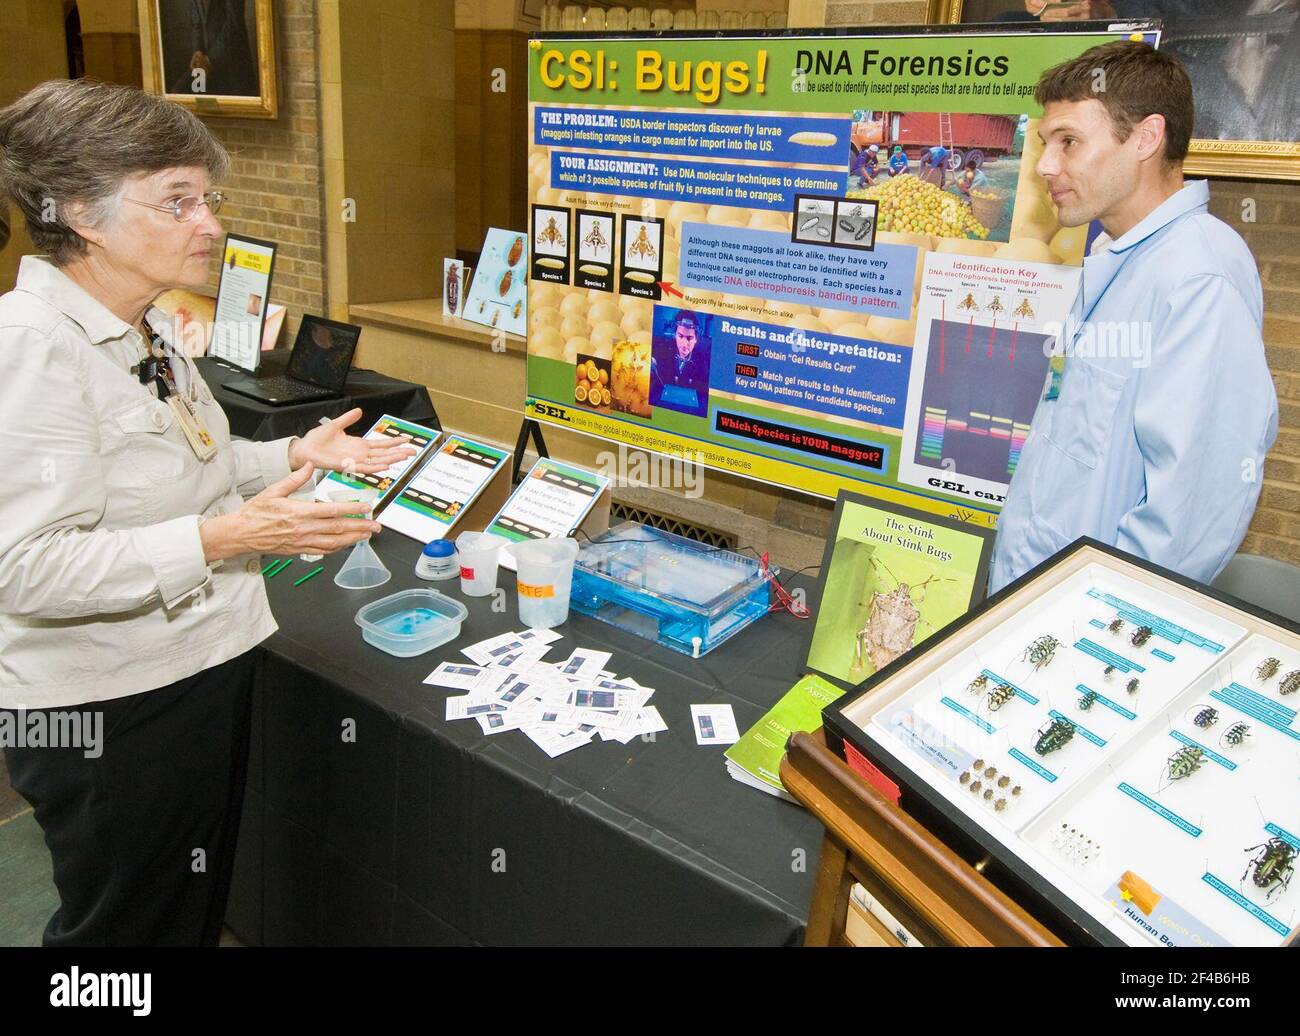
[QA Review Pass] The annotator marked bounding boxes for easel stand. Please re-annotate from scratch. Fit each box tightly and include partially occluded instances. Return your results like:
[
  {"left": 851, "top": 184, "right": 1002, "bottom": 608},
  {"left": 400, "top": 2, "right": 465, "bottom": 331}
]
[{"left": 512, "top": 418, "right": 549, "bottom": 484}]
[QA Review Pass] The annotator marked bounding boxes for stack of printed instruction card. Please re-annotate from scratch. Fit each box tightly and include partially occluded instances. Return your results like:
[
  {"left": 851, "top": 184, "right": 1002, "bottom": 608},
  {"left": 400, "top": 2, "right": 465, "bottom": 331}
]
[{"left": 424, "top": 630, "right": 668, "bottom": 757}]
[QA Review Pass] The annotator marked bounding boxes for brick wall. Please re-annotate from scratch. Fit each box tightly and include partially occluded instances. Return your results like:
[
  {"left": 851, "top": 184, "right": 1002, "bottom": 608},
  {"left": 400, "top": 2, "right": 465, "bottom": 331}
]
[{"left": 201, "top": 0, "right": 325, "bottom": 344}]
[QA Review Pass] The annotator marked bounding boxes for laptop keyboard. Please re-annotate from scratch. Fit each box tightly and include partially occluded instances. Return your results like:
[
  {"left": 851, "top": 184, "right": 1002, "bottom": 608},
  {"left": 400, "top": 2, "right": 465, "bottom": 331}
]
[{"left": 253, "top": 375, "right": 326, "bottom": 398}]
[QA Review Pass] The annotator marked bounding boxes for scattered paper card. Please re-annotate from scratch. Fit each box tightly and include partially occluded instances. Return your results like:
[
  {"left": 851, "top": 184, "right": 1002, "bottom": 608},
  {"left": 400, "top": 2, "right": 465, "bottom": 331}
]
[{"left": 691, "top": 704, "right": 740, "bottom": 746}]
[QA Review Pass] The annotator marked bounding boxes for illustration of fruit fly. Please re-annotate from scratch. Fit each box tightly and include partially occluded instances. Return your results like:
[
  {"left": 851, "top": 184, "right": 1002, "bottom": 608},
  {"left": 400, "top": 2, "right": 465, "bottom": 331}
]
[
  {"left": 1165, "top": 745, "right": 1205, "bottom": 783},
  {"left": 987, "top": 295, "right": 1005, "bottom": 314},
  {"left": 1126, "top": 678, "right": 1140, "bottom": 695},
  {"left": 1243, "top": 838, "right": 1294, "bottom": 901},
  {"left": 1279, "top": 670, "right": 1300, "bottom": 696},
  {"left": 957, "top": 292, "right": 979, "bottom": 311},
  {"left": 1034, "top": 717, "right": 1075, "bottom": 756},
  {"left": 1023, "top": 634, "right": 1060, "bottom": 671},
  {"left": 1013, "top": 298, "right": 1035, "bottom": 319},
  {"left": 1131, "top": 625, "right": 1154, "bottom": 648},
  {"left": 848, "top": 558, "right": 951, "bottom": 674},
  {"left": 1220, "top": 722, "right": 1251, "bottom": 748},
  {"left": 1077, "top": 689, "right": 1098, "bottom": 711},
  {"left": 582, "top": 222, "right": 608, "bottom": 252},
  {"left": 966, "top": 673, "right": 989, "bottom": 696},
  {"left": 628, "top": 225, "right": 657, "bottom": 262},
  {"left": 986, "top": 682, "right": 1016, "bottom": 712},
  {"left": 1256, "top": 657, "right": 1281, "bottom": 681},
  {"left": 1106, "top": 618, "right": 1125, "bottom": 635},
  {"left": 538, "top": 216, "right": 565, "bottom": 247},
  {"left": 1192, "top": 705, "right": 1219, "bottom": 729}
]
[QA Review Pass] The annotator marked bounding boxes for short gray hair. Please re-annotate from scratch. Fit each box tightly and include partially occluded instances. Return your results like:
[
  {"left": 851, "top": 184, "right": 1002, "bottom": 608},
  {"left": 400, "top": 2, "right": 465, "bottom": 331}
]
[{"left": 0, "top": 80, "right": 231, "bottom": 265}]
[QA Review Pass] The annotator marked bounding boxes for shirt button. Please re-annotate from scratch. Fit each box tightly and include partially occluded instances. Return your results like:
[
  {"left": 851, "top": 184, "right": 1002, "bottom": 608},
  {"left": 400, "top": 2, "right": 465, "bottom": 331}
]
[
  {"left": 151, "top": 409, "right": 165, "bottom": 429},
  {"left": 247, "top": 559, "right": 262, "bottom": 575}
]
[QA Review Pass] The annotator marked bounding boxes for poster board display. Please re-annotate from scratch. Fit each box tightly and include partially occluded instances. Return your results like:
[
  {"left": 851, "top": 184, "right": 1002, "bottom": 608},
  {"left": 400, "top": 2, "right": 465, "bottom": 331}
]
[
  {"left": 463, "top": 228, "right": 528, "bottom": 336},
  {"left": 822, "top": 538, "right": 1300, "bottom": 947},
  {"left": 379, "top": 435, "right": 511, "bottom": 543},
  {"left": 210, "top": 233, "right": 277, "bottom": 371},
  {"left": 804, "top": 490, "right": 994, "bottom": 689},
  {"left": 315, "top": 414, "right": 440, "bottom": 510},
  {"left": 525, "top": 23, "right": 1159, "bottom": 526}
]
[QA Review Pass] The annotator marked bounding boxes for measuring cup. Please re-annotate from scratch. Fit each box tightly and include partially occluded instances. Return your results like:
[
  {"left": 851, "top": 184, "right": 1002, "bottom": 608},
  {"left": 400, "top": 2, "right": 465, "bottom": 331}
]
[{"left": 509, "top": 537, "right": 579, "bottom": 629}]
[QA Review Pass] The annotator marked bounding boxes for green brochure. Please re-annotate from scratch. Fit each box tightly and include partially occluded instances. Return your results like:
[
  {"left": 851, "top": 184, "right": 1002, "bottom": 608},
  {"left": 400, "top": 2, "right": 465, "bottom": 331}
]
[{"left": 724, "top": 674, "right": 845, "bottom": 802}]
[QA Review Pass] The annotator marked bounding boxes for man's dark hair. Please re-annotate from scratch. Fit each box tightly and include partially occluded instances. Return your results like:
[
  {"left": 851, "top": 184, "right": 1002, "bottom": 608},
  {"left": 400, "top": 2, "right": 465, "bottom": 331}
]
[
  {"left": 965, "top": 159, "right": 976, "bottom": 171},
  {"left": 674, "top": 312, "right": 699, "bottom": 332},
  {"left": 1035, "top": 40, "right": 1193, "bottom": 165}
]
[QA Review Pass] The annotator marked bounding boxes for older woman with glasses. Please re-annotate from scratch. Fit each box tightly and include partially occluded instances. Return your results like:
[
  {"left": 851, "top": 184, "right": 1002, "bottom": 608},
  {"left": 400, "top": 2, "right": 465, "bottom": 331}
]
[{"left": 0, "top": 80, "right": 413, "bottom": 946}]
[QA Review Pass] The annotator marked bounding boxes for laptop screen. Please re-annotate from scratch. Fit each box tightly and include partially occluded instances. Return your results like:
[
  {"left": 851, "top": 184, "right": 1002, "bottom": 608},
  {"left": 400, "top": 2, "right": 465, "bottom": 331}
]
[{"left": 286, "top": 316, "right": 361, "bottom": 391}]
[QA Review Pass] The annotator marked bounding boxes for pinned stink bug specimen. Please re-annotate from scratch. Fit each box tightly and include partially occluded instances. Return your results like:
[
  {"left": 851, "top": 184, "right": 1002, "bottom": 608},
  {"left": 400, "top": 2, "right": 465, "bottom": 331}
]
[
  {"left": 1023, "top": 634, "right": 1060, "bottom": 671},
  {"left": 959, "top": 771, "right": 971, "bottom": 785},
  {"left": 1131, "top": 625, "right": 1154, "bottom": 648},
  {"left": 849, "top": 559, "right": 951, "bottom": 674},
  {"left": 1256, "top": 657, "right": 1282, "bottom": 682},
  {"left": 994, "top": 798, "right": 1008, "bottom": 812},
  {"left": 1165, "top": 745, "right": 1205, "bottom": 783},
  {"left": 1077, "top": 689, "right": 1099, "bottom": 712},
  {"left": 1106, "top": 617, "right": 1125, "bottom": 635},
  {"left": 1192, "top": 705, "right": 1219, "bottom": 729},
  {"left": 973, "top": 758, "right": 985, "bottom": 771},
  {"left": 1126, "top": 678, "right": 1141, "bottom": 696},
  {"left": 1243, "top": 838, "right": 1295, "bottom": 901},
  {"left": 966, "top": 673, "right": 989, "bottom": 696},
  {"left": 1033, "top": 717, "right": 1076, "bottom": 756},
  {"left": 1220, "top": 722, "right": 1251, "bottom": 749},
  {"left": 1279, "top": 670, "right": 1300, "bottom": 697},
  {"left": 986, "top": 682, "right": 1016, "bottom": 712}
]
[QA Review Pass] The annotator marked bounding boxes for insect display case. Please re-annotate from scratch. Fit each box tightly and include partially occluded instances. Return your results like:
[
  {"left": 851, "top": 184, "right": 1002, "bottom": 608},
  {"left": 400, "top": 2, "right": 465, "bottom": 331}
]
[{"left": 821, "top": 538, "right": 1300, "bottom": 947}]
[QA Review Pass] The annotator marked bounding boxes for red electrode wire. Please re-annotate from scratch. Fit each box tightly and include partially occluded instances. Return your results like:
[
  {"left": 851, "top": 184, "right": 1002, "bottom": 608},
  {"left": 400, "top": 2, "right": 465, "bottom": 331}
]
[{"left": 760, "top": 552, "right": 810, "bottom": 619}]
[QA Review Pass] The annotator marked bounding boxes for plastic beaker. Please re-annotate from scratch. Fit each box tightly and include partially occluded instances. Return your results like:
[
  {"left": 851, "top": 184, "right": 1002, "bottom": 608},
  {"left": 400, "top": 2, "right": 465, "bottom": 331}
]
[
  {"left": 456, "top": 531, "right": 508, "bottom": 597},
  {"left": 509, "top": 537, "right": 579, "bottom": 629},
  {"left": 330, "top": 488, "right": 390, "bottom": 590}
]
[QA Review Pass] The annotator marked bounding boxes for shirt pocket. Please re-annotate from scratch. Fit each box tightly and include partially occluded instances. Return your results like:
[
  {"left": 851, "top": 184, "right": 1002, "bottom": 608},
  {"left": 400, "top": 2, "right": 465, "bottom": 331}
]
[
  {"left": 110, "top": 398, "right": 188, "bottom": 481},
  {"left": 1039, "top": 356, "right": 1128, "bottom": 470}
]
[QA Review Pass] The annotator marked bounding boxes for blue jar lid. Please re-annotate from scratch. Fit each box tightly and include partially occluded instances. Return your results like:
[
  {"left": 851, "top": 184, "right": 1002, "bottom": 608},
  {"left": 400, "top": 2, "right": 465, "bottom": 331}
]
[{"left": 422, "top": 540, "right": 456, "bottom": 558}]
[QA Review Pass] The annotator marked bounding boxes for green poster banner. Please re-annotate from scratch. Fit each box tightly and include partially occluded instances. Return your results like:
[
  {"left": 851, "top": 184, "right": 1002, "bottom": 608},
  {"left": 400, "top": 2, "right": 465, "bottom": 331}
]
[
  {"left": 524, "top": 24, "right": 1159, "bottom": 525},
  {"left": 530, "top": 31, "right": 1150, "bottom": 115}
]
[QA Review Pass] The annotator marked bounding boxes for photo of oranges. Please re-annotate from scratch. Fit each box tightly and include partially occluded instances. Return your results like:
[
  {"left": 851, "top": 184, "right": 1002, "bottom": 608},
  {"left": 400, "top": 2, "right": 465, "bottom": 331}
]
[{"left": 574, "top": 354, "right": 612, "bottom": 412}]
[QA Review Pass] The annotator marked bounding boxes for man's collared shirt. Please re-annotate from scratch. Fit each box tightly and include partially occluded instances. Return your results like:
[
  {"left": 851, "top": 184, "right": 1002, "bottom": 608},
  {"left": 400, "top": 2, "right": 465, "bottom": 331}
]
[
  {"left": 990, "top": 180, "right": 1278, "bottom": 592},
  {"left": 0, "top": 256, "right": 293, "bottom": 708}
]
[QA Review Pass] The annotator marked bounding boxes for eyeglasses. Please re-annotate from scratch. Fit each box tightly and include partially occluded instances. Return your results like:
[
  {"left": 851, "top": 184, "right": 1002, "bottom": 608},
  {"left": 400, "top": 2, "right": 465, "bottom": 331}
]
[{"left": 125, "top": 190, "right": 225, "bottom": 223}]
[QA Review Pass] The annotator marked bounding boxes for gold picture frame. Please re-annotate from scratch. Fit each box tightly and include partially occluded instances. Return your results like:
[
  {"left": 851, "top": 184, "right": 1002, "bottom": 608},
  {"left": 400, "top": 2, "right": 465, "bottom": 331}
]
[
  {"left": 925, "top": 0, "right": 1300, "bottom": 182},
  {"left": 138, "top": 0, "right": 279, "bottom": 120}
]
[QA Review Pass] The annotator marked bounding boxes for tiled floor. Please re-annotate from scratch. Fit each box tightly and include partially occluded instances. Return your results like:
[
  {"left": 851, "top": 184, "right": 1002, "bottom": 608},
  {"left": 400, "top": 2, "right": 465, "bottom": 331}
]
[{"left": 0, "top": 754, "right": 244, "bottom": 947}]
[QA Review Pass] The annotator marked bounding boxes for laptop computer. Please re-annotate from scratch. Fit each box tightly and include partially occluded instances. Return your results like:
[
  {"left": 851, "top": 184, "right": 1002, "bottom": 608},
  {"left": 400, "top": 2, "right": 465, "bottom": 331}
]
[{"left": 223, "top": 315, "right": 361, "bottom": 407}]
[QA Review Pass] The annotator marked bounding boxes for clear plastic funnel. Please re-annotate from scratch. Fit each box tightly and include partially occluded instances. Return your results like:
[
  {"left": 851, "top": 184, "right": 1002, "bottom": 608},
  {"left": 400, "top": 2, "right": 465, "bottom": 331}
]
[{"left": 330, "top": 488, "right": 390, "bottom": 590}]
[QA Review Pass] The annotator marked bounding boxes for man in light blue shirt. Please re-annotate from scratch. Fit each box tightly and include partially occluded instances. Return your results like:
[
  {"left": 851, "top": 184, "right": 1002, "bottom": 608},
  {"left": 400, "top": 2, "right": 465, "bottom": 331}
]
[{"left": 990, "top": 41, "right": 1277, "bottom": 593}]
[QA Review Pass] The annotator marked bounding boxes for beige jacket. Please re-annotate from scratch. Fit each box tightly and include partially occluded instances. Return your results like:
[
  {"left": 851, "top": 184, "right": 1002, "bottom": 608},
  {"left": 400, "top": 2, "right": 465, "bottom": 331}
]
[{"left": 0, "top": 256, "right": 291, "bottom": 709}]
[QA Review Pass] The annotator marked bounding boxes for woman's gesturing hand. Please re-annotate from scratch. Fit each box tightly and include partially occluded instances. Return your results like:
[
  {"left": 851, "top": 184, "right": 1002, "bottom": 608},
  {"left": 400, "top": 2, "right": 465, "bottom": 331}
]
[
  {"left": 200, "top": 464, "right": 382, "bottom": 562},
  {"left": 287, "top": 408, "right": 417, "bottom": 475}
]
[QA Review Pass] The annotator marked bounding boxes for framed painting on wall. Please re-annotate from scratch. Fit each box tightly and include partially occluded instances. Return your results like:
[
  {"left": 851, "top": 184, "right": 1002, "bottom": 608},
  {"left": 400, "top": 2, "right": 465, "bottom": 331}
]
[
  {"left": 925, "top": 1, "right": 1300, "bottom": 181},
  {"left": 139, "top": 0, "right": 278, "bottom": 119}
]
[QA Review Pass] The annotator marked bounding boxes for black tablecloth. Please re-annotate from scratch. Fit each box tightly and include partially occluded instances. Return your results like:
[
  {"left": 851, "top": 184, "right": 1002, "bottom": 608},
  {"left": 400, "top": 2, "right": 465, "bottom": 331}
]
[
  {"left": 197, "top": 352, "right": 439, "bottom": 441},
  {"left": 228, "top": 532, "right": 823, "bottom": 946}
]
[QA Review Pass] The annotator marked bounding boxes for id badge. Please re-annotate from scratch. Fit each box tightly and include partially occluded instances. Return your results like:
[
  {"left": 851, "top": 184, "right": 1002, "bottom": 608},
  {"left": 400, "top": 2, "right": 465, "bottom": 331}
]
[
  {"left": 1043, "top": 353, "right": 1066, "bottom": 401},
  {"left": 167, "top": 394, "right": 218, "bottom": 461}
]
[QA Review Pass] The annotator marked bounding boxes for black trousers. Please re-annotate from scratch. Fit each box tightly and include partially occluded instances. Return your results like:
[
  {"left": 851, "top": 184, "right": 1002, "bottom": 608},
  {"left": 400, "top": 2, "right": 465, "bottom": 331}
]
[{"left": 3, "top": 651, "right": 255, "bottom": 947}]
